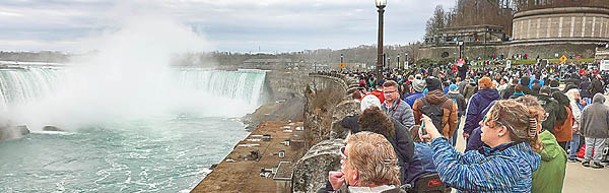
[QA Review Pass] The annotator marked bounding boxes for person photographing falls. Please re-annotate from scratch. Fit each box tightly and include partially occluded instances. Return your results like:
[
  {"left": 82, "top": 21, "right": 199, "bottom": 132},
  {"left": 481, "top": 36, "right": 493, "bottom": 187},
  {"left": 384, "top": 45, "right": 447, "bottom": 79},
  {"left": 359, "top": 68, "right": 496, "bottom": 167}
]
[{"left": 419, "top": 100, "right": 541, "bottom": 192}]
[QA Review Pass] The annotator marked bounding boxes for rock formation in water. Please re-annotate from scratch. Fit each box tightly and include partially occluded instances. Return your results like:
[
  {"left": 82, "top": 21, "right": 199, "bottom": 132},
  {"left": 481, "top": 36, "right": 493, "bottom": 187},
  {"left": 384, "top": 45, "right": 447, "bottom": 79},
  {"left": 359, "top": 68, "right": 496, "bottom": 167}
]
[
  {"left": 0, "top": 125, "right": 30, "bottom": 141},
  {"left": 42, "top": 126, "right": 64, "bottom": 132}
]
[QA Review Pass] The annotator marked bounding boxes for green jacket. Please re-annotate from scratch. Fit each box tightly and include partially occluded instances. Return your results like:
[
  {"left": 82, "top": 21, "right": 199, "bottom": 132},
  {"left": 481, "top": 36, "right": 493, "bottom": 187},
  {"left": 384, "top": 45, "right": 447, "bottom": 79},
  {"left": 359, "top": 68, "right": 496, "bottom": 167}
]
[{"left": 532, "top": 130, "right": 567, "bottom": 193}]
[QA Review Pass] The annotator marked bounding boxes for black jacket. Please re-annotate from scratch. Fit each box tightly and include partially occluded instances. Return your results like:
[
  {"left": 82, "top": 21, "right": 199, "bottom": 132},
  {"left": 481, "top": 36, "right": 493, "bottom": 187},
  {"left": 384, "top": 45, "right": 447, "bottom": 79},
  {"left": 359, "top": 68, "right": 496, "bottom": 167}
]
[
  {"left": 537, "top": 95, "right": 561, "bottom": 133},
  {"left": 340, "top": 115, "right": 415, "bottom": 184}
]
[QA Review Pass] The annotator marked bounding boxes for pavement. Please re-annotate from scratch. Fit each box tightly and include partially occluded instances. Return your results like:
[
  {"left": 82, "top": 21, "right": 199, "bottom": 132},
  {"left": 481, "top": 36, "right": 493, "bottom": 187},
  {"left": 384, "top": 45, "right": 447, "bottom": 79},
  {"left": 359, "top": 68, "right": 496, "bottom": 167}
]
[{"left": 453, "top": 117, "right": 609, "bottom": 193}]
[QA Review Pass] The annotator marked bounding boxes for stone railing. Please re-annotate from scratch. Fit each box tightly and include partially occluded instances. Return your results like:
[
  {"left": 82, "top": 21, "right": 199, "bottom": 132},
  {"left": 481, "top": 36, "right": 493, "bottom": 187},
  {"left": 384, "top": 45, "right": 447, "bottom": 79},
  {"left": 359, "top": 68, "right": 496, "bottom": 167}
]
[{"left": 292, "top": 72, "right": 362, "bottom": 193}]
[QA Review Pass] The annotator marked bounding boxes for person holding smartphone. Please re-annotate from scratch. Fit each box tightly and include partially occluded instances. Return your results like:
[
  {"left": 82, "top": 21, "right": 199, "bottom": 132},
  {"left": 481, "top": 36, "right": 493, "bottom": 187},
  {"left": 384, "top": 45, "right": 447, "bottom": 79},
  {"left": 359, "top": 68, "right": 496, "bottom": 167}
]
[{"left": 419, "top": 100, "right": 541, "bottom": 192}]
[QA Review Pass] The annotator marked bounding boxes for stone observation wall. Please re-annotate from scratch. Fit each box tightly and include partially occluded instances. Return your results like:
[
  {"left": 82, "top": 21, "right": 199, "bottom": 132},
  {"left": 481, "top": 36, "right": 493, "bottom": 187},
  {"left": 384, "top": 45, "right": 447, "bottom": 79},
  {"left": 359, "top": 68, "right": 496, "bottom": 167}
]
[
  {"left": 293, "top": 72, "right": 361, "bottom": 193},
  {"left": 513, "top": 7, "right": 609, "bottom": 41}
]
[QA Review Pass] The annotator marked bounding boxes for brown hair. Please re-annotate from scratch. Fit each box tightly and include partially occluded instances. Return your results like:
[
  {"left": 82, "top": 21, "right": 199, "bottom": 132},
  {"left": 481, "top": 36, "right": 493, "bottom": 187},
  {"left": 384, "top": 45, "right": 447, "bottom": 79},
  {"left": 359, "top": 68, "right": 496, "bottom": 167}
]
[
  {"left": 345, "top": 131, "right": 400, "bottom": 186},
  {"left": 489, "top": 97, "right": 543, "bottom": 152},
  {"left": 358, "top": 106, "right": 396, "bottom": 139},
  {"left": 383, "top": 80, "right": 398, "bottom": 88},
  {"left": 514, "top": 85, "right": 524, "bottom": 92}
]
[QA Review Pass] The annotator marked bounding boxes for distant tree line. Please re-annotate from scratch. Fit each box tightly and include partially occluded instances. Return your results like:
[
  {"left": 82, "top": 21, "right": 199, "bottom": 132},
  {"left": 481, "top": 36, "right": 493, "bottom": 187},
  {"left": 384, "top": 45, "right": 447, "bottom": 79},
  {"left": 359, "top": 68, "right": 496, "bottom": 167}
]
[
  {"left": 425, "top": 0, "right": 514, "bottom": 41},
  {"left": 0, "top": 51, "right": 70, "bottom": 63},
  {"left": 513, "top": 0, "right": 609, "bottom": 11}
]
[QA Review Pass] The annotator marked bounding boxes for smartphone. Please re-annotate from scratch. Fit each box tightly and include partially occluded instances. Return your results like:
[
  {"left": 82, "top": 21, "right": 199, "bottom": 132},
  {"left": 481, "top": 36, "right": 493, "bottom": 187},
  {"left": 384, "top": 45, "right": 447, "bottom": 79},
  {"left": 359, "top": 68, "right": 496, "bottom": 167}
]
[{"left": 420, "top": 122, "right": 427, "bottom": 136}]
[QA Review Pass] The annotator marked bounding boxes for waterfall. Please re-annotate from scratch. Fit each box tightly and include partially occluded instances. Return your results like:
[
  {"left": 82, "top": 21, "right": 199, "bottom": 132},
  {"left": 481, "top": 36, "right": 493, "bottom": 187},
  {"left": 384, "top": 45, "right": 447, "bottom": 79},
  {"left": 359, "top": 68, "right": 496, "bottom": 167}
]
[
  {"left": 0, "top": 67, "right": 65, "bottom": 112},
  {"left": 0, "top": 67, "right": 268, "bottom": 128},
  {"left": 175, "top": 68, "right": 267, "bottom": 106}
]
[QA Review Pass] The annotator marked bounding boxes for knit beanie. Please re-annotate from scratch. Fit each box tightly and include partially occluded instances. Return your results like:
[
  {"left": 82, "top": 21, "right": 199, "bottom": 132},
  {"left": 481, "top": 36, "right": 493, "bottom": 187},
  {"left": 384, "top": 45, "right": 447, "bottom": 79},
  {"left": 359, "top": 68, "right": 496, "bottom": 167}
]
[
  {"left": 360, "top": 95, "right": 381, "bottom": 112},
  {"left": 449, "top": 84, "right": 458, "bottom": 91},
  {"left": 412, "top": 80, "right": 426, "bottom": 92},
  {"left": 425, "top": 77, "right": 443, "bottom": 92}
]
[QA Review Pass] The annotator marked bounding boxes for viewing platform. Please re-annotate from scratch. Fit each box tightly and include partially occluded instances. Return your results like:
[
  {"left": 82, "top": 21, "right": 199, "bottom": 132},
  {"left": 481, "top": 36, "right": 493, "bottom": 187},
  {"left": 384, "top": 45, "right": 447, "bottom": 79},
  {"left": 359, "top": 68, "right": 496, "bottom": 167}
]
[{"left": 192, "top": 121, "right": 306, "bottom": 193}]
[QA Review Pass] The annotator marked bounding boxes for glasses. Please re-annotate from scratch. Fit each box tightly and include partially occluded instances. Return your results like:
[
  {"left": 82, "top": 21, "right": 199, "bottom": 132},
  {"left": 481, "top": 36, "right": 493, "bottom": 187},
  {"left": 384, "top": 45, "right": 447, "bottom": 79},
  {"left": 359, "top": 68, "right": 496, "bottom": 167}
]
[
  {"left": 383, "top": 90, "right": 396, "bottom": 95},
  {"left": 481, "top": 115, "right": 515, "bottom": 132},
  {"left": 340, "top": 146, "right": 348, "bottom": 160}
]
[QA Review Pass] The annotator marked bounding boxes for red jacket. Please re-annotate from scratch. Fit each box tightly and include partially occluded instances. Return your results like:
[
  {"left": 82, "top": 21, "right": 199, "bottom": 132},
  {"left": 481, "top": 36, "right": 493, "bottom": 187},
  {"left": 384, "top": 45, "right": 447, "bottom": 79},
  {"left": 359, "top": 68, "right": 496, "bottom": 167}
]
[{"left": 369, "top": 90, "right": 385, "bottom": 104}]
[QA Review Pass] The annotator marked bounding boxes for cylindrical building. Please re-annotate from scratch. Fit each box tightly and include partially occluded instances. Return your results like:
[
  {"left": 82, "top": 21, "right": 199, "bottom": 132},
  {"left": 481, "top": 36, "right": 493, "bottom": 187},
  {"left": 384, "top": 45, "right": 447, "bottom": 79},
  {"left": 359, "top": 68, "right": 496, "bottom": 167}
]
[{"left": 510, "top": 6, "right": 609, "bottom": 58}]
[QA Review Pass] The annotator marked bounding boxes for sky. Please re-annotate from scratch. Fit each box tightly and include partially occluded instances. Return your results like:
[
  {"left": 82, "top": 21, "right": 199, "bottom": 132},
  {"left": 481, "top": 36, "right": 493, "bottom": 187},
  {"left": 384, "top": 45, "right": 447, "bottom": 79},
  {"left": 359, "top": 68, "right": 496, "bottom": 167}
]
[{"left": 0, "top": 0, "right": 455, "bottom": 53}]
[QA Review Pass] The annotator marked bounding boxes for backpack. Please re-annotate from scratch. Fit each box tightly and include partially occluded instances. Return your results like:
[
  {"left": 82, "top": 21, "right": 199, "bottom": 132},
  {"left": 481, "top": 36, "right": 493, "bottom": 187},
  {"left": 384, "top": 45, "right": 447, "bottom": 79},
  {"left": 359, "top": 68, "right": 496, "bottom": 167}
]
[{"left": 420, "top": 98, "right": 444, "bottom": 133}]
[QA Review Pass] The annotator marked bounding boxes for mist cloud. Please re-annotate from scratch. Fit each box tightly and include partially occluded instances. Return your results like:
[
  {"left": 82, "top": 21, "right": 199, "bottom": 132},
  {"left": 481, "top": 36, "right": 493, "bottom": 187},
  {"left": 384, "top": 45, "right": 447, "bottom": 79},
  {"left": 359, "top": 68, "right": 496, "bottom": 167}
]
[{"left": 0, "top": 0, "right": 455, "bottom": 53}]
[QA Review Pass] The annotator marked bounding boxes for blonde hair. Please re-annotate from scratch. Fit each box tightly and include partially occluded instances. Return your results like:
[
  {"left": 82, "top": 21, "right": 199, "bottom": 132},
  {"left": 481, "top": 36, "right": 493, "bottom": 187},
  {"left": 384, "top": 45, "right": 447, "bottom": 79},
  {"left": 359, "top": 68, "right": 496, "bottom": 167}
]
[
  {"left": 488, "top": 98, "right": 543, "bottom": 152},
  {"left": 345, "top": 131, "right": 400, "bottom": 186}
]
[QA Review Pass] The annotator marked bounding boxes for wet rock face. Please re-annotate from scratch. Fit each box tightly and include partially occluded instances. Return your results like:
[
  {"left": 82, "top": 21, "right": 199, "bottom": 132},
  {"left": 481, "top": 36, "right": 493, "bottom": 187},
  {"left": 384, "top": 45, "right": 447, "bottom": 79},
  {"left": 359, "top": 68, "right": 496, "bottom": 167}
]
[
  {"left": 292, "top": 139, "right": 344, "bottom": 193},
  {"left": 0, "top": 125, "right": 30, "bottom": 141}
]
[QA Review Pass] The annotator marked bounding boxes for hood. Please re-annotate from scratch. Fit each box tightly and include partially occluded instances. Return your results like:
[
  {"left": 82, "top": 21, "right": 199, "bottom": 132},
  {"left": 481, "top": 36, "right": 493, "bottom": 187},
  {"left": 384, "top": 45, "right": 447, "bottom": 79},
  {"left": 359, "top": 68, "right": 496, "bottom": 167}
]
[
  {"left": 477, "top": 88, "right": 500, "bottom": 100},
  {"left": 520, "top": 76, "right": 530, "bottom": 86},
  {"left": 538, "top": 130, "right": 566, "bottom": 162},
  {"left": 593, "top": 93, "right": 605, "bottom": 104},
  {"left": 425, "top": 90, "right": 449, "bottom": 105}
]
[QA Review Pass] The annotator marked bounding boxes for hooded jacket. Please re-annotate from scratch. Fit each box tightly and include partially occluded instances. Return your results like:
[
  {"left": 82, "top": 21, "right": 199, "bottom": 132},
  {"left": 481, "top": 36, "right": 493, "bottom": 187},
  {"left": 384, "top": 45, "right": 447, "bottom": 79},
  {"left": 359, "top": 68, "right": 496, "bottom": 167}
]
[
  {"left": 520, "top": 76, "right": 533, "bottom": 95},
  {"left": 463, "top": 89, "right": 500, "bottom": 135},
  {"left": 536, "top": 94, "right": 560, "bottom": 133},
  {"left": 581, "top": 93, "right": 609, "bottom": 138},
  {"left": 553, "top": 105, "right": 573, "bottom": 142},
  {"left": 447, "top": 91, "right": 467, "bottom": 117},
  {"left": 413, "top": 90, "right": 459, "bottom": 138},
  {"left": 579, "top": 78, "right": 591, "bottom": 98},
  {"left": 590, "top": 78, "right": 604, "bottom": 97},
  {"left": 532, "top": 130, "right": 567, "bottom": 193},
  {"left": 431, "top": 138, "right": 541, "bottom": 192}
]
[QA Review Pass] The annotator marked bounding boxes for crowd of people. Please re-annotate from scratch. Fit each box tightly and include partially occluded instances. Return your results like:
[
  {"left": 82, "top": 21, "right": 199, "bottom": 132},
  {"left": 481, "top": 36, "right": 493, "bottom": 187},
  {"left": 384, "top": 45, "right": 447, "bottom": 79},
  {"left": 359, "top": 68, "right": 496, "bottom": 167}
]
[{"left": 318, "top": 62, "right": 609, "bottom": 193}]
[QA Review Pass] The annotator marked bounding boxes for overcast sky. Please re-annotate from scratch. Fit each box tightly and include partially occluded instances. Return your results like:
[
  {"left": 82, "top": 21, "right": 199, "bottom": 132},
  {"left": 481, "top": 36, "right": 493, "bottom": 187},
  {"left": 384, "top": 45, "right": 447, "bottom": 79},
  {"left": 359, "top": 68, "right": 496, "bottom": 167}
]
[{"left": 0, "top": 0, "right": 455, "bottom": 53}]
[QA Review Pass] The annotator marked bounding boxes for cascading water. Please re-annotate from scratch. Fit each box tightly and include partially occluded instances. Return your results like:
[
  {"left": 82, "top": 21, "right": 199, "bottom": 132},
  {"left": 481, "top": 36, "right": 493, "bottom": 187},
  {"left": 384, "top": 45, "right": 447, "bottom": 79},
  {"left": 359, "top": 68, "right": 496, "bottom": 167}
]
[
  {"left": 0, "top": 14, "right": 266, "bottom": 192},
  {"left": 0, "top": 66, "right": 266, "bottom": 192}
]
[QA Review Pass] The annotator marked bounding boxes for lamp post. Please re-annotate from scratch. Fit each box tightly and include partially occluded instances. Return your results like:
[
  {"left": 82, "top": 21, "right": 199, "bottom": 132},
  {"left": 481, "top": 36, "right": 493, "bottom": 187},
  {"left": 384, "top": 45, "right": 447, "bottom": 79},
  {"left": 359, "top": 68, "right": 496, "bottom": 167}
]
[
  {"left": 458, "top": 41, "right": 464, "bottom": 59},
  {"left": 405, "top": 52, "right": 409, "bottom": 70},
  {"left": 375, "top": 0, "right": 387, "bottom": 80},
  {"left": 397, "top": 54, "right": 400, "bottom": 70}
]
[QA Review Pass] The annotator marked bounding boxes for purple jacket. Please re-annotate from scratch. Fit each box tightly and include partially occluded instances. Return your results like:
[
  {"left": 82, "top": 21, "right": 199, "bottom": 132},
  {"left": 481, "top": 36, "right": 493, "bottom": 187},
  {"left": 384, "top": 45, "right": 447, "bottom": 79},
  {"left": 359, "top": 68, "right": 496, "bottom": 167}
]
[
  {"left": 465, "top": 101, "right": 496, "bottom": 151},
  {"left": 404, "top": 92, "right": 424, "bottom": 108},
  {"left": 463, "top": 89, "right": 500, "bottom": 135}
]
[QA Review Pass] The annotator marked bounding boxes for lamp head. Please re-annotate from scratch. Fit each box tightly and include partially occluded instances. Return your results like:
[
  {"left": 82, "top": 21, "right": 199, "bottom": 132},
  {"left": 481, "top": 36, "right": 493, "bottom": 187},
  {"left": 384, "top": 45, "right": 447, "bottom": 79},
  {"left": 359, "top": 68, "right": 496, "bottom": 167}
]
[{"left": 375, "top": 0, "right": 387, "bottom": 8}]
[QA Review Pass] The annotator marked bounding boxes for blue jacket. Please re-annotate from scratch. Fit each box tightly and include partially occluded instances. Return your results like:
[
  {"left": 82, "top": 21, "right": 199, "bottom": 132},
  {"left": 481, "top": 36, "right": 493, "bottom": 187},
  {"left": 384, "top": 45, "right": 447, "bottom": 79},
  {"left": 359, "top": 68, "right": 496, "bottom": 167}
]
[
  {"left": 463, "top": 89, "right": 500, "bottom": 135},
  {"left": 404, "top": 92, "right": 424, "bottom": 108},
  {"left": 431, "top": 138, "right": 541, "bottom": 192},
  {"left": 405, "top": 142, "right": 437, "bottom": 184}
]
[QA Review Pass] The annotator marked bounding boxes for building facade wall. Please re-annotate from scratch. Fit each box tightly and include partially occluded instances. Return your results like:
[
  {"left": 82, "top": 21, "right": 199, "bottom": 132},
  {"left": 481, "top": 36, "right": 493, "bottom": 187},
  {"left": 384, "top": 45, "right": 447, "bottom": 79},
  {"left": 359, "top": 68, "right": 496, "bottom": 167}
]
[{"left": 513, "top": 7, "right": 609, "bottom": 40}]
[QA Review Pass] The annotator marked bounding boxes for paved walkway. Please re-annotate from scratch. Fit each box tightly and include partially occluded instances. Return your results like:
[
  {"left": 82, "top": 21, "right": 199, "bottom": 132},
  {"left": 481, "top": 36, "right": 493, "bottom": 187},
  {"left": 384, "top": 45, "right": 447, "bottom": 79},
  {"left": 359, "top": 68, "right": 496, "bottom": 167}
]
[{"left": 453, "top": 117, "right": 609, "bottom": 193}]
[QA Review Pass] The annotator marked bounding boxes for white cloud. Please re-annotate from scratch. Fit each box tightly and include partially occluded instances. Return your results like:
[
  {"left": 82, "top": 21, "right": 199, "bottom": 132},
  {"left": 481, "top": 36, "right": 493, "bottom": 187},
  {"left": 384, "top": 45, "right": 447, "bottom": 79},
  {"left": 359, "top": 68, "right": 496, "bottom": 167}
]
[{"left": 0, "top": 0, "right": 455, "bottom": 53}]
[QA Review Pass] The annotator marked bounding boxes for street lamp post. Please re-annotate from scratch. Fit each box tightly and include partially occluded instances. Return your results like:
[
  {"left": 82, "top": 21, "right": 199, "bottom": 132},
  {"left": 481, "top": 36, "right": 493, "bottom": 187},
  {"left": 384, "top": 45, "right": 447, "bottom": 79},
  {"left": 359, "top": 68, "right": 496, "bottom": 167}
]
[
  {"left": 458, "top": 41, "right": 464, "bottom": 59},
  {"left": 375, "top": 0, "right": 387, "bottom": 80},
  {"left": 405, "top": 52, "right": 409, "bottom": 70},
  {"left": 397, "top": 54, "right": 400, "bottom": 70}
]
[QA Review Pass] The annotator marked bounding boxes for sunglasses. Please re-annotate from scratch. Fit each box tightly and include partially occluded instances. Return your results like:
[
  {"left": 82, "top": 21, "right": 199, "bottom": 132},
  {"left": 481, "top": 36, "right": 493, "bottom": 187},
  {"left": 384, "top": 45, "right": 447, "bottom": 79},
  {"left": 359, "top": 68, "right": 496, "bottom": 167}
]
[{"left": 340, "top": 146, "right": 348, "bottom": 160}]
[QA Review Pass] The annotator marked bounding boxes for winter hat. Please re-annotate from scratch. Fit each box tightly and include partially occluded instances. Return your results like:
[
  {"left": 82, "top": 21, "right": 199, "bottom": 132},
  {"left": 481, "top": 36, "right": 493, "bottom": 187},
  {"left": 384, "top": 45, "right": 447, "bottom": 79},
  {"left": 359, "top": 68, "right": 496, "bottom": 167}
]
[
  {"left": 549, "top": 80, "right": 559, "bottom": 87},
  {"left": 376, "top": 79, "right": 386, "bottom": 87},
  {"left": 425, "top": 77, "right": 443, "bottom": 92},
  {"left": 478, "top": 77, "right": 494, "bottom": 89},
  {"left": 412, "top": 80, "right": 426, "bottom": 92},
  {"left": 539, "top": 86, "right": 552, "bottom": 96},
  {"left": 360, "top": 95, "right": 381, "bottom": 112},
  {"left": 449, "top": 84, "right": 458, "bottom": 91}
]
